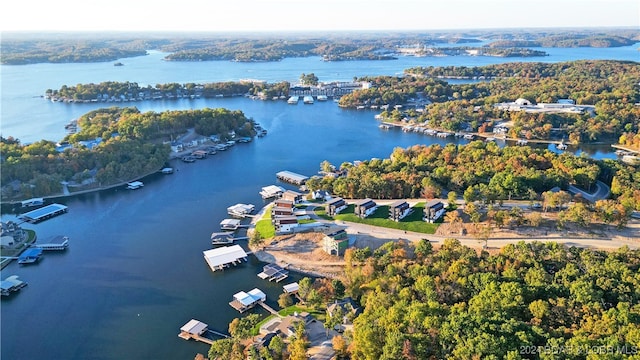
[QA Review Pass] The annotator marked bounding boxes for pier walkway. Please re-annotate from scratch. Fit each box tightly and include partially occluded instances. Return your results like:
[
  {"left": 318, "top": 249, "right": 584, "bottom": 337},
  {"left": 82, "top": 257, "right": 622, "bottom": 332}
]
[{"left": 258, "top": 301, "right": 280, "bottom": 316}]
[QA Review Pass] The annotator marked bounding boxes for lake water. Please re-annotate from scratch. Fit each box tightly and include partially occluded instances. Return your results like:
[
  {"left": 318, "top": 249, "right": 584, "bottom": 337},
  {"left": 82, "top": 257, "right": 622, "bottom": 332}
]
[{"left": 1, "top": 43, "right": 639, "bottom": 360}]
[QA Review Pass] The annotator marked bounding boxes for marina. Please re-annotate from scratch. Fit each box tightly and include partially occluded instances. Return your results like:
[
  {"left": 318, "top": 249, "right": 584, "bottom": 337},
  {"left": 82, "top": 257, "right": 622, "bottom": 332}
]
[
  {"left": 19, "top": 204, "right": 68, "bottom": 223},
  {"left": 202, "top": 245, "right": 248, "bottom": 272},
  {"left": 276, "top": 170, "right": 309, "bottom": 185},
  {"left": 33, "top": 235, "right": 69, "bottom": 251}
]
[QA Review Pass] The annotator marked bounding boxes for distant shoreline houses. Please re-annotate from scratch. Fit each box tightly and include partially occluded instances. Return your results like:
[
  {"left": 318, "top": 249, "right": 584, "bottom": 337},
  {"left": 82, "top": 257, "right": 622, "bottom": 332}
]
[{"left": 494, "top": 98, "right": 595, "bottom": 115}]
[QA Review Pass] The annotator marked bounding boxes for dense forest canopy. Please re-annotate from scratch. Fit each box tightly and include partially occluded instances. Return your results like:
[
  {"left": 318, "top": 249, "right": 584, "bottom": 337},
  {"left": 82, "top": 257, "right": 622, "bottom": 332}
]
[
  {"left": 0, "top": 107, "right": 255, "bottom": 199},
  {"left": 342, "top": 239, "right": 640, "bottom": 359},
  {"left": 340, "top": 60, "right": 640, "bottom": 144},
  {"left": 305, "top": 142, "right": 640, "bottom": 210}
]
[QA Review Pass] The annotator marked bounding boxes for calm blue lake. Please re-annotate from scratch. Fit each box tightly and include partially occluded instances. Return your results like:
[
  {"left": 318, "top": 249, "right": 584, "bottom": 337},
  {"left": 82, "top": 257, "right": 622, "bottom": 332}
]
[{"left": 1, "top": 43, "right": 638, "bottom": 360}]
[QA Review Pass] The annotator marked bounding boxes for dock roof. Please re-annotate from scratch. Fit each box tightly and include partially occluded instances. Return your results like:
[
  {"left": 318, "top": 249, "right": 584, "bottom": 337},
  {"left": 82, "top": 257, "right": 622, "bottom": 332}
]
[
  {"left": 276, "top": 171, "right": 309, "bottom": 184},
  {"left": 181, "top": 319, "right": 208, "bottom": 335},
  {"left": 203, "top": 245, "right": 247, "bottom": 271},
  {"left": 19, "top": 204, "right": 68, "bottom": 222}
]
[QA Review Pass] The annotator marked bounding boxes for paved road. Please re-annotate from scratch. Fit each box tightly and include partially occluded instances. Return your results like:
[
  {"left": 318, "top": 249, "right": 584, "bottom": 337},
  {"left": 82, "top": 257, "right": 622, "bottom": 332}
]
[{"left": 568, "top": 180, "right": 611, "bottom": 203}]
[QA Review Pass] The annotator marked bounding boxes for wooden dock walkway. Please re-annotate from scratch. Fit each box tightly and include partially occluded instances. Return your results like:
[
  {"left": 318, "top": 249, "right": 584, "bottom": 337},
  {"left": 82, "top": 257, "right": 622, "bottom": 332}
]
[
  {"left": 178, "top": 332, "right": 215, "bottom": 345},
  {"left": 258, "top": 301, "right": 280, "bottom": 316}
]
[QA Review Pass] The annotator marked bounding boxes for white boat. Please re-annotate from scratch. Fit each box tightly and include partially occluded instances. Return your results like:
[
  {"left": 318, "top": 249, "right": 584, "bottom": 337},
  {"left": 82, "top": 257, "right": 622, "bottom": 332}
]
[
  {"left": 161, "top": 167, "right": 174, "bottom": 174},
  {"left": 316, "top": 95, "right": 328, "bottom": 101},
  {"left": 287, "top": 96, "right": 299, "bottom": 104},
  {"left": 303, "top": 96, "right": 314, "bottom": 104},
  {"left": 21, "top": 198, "right": 44, "bottom": 208},
  {"left": 126, "top": 181, "right": 144, "bottom": 190}
]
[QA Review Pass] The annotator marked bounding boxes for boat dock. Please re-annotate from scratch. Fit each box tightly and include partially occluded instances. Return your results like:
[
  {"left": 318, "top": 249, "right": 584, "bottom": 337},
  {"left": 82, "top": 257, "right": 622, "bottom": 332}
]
[
  {"left": 178, "top": 319, "right": 230, "bottom": 345},
  {"left": 260, "top": 185, "right": 285, "bottom": 199},
  {"left": 227, "top": 203, "right": 256, "bottom": 218},
  {"left": 220, "top": 218, "right": 242, "bottom": 231},
  {"left": 203, "top": 245, "right": 248, "bottom": 272},
  {"left": 1, "top": 275, "right": 27, "bottom": 297},
  {"left": 18, "top": 248, "right": 43, "bottom": 265},
  {"left": 19, "top": 204, "right": 68, "bottom": 223},
  {"left": 257, "top": 263, "right": 289, "bottom": 282},
  {"left": 229, "top": 288, "right": 267, "bottom": 313},
  {"left": 33, "top": 235, "right": 69, "bottom": 251},
  {"left": 276, "top": 170, "right": 308, "bottom": 185}
]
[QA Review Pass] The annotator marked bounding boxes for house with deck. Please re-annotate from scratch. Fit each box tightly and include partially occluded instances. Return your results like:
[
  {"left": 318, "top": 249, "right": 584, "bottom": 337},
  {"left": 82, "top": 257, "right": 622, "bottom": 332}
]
[
  {"left": 273, "top": 215, "right": 298, "bottom": 233},
  {"left": 281, "top": 190, "right": 304, "bottom": 204},
  {"left": 423, "top": 199, "right": 445, "bottom": 223},
  {"left": 388, "top": 200, "right": 411, "bottom": 221},
  {"left": 326, "top": 197, "right": 347, "bottom": 216},
  {"left": 354, "top": 198, "right": 377, "bottom": 218}
]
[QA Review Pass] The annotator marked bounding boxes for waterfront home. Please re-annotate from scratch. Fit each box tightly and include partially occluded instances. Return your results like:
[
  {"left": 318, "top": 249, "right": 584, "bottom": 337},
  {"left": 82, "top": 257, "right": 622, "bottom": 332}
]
[
  {"left": 260, "top": 185, "right": 285, "bottom": 199},
  {"left": 312, "top": 190, "right": 332, "bottom": 201},
  {"left": 281, "top": 190, "right": 304, "bottom": 204},
  {"left": 388, "top": 200, "right": 411, "bottom": 221},
  {"left": 271, "top": 206, "right": 294, "bottom": 217},
  {"left": 202, "top": 245, "right": 248, "bottom": 272},
  {"left": 274, "top": 199, "right": 294, "bottom": 209},
  {"left": 354, "top": 198, "right": 378, "bottom": 218},
  {"left": 273, "top": 215, "right": 298, "bottom": 233},
  {"left": 327, "top": 297, "right": 361, "bottom": 325},
  {"left": 322, "top": 229, "right": 350, "bottom": 256},
  {"left": 424, "top": 200, "right": 445, "bottom": 223}
]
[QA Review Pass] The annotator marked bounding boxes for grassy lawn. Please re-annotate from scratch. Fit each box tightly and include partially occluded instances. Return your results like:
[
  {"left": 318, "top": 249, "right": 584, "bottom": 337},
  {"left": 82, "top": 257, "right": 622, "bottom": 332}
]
[
  {"left": 252, "top": 304, "right": 325, "bottom": 335},
  {"left": 313, "top": 206, "right": 333, "bottom": 220},
  {"left": 255, "top": 205, "right": 275, "bottom": 239},
  {"left": 334, "top": 203, "right": 439, "bottom": 234}
]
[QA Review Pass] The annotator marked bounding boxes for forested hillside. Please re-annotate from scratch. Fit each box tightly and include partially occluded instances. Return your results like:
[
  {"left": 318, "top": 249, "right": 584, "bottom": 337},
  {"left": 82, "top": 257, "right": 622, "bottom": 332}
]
[{"left": 343, "top": 239, "right": 640, "bottom": 359}]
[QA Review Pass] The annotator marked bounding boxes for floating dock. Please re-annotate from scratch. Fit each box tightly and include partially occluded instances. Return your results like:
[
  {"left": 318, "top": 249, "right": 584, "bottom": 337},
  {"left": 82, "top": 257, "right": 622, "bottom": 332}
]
[
  {"left": 33, "top": 235, "right": 69, "bottom": 251},
  {"left": 203, "top": 245, "right": 248, "bottom": 272},
  {"left": 126, "top": 181, "right": 144, "bottom": 190},
  {"left": 19, "top": 204, "right": 68, "bottom": 223},
  {"left": 257, "top": 263, "right": 289, "bottom": 282},
  {"left": 276, "top": 171, "right": 309, "bottom": 185}
]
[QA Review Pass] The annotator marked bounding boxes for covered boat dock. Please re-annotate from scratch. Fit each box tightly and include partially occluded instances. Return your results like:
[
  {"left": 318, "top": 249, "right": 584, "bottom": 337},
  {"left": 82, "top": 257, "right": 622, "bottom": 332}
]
[
  {"left": 257, "top": 263, "right": 289, "bottom": 282},
  {"left": 276, "top": 171, "right": 309, "bottom": 185},
  {"left": 203, "top": 245, "right": 248, "bottom": 272},
  {"left": 19, "top": 204, "right": 68, "bottom": 223}
]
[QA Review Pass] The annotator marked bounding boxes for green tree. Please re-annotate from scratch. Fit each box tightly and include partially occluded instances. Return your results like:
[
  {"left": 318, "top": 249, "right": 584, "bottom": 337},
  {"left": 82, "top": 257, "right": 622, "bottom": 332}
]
[{"left": 278, "top": 292, "right": 293, "bottom": 308}]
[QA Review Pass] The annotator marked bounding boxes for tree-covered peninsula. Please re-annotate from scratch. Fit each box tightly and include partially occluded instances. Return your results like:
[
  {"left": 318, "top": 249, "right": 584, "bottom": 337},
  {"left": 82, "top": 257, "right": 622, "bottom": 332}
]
[
  {"left": 340, "top": 60, "right": 640, "bottom": 145},
  {"left": 0, "top": 107, "right": 256, "bottom": 200}
]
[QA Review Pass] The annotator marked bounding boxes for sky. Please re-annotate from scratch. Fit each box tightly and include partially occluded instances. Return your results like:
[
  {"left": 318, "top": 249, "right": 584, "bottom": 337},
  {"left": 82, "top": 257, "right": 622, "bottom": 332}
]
[{"left": 1, "top": 0, "right": 638, "bottom": 32}]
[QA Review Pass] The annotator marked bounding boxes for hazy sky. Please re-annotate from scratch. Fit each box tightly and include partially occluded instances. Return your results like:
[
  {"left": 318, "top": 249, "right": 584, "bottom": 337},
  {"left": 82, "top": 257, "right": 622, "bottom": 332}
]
[{"left": 1, "top": 0, "right": 638, "bottom": 32}]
